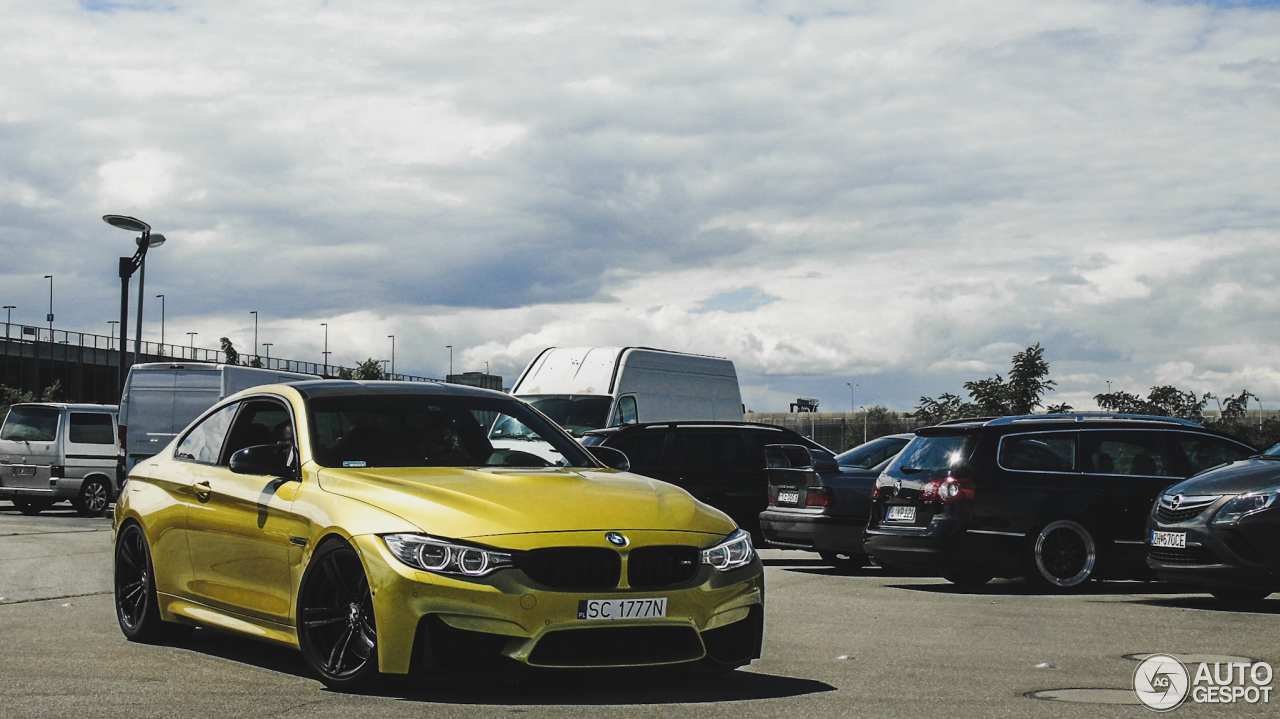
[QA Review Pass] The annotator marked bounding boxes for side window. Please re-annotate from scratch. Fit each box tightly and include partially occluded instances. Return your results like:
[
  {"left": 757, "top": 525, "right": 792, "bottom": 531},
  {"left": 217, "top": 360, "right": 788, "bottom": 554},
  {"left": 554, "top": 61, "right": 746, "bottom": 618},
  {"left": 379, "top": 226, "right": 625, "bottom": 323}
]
[
  {"left": 1081, "top": 431, "right": 1173, "bottom": 477},
  {"left": 175, "top": 403, "right": 239, "bottom": 465},
  {"left": 610, "top": 431, "right": 666, "bottom": 469},
  {"left": 221, "top": 399, "right": 295, "bottom": 464},
  {"left": 617, "top": 396, "right": 638, "bottom": 425},
  {"left": 998, "top": 433, "right": 1077, "bottom": 472},
  {"left": 69, "top": 413, "right": 115, "bottom": 445},
  {"left": 683, "top": 432, "right": 752, "bottom": 471},
  {"left": 1176, "top": 434, "right": 1254, "bottom": 475}
]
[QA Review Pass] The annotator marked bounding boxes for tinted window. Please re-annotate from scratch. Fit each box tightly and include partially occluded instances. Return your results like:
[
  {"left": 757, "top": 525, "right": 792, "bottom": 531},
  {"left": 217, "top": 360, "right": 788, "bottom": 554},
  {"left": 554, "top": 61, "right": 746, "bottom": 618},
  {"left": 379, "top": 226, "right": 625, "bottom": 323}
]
[
  {"left": 69, "top": 413, "right": 115, "bottom": 445},
  {"left": 1082, "top": 431, "right": 1173, "bottom": 476},
  {"left": 0, "top": 406, "right": 60, "bottom": 442},
  {"left": 311, "top": 394, "right": 595, "bottom": 469},
  {"left": 1176, "top": 434, "right": 1254, "bottom": 474},
  {"left": 895, "top": 434, "right": 972, "bottom": 471},
  {"left": 683, "top": 432, "right": 752, "bottom": 471},
  {"left": 609, "top": 431, "right": 666, "bottom": 469},
  {"left": 175, "top": 403, "right": 239, "bottom": 464},
  {"left": 837, "top": 436, "right": 909, "bottom": 469},
  {"left": 999, "top": 433, "right": 1076, "bottom": 472},
  {"left": 222, "top": 400, "right": 293, "bottom": 462},
  {"left": 511, "top": 395, "right": 613, "bottom": 437}
]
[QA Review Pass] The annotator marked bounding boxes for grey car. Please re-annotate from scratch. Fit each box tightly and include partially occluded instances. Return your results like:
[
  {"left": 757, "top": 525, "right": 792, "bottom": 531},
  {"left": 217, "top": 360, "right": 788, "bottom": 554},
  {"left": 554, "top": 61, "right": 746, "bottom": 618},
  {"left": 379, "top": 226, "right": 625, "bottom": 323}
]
[{"left": 0, "top": 402, "right": 119, "bottom": 516}]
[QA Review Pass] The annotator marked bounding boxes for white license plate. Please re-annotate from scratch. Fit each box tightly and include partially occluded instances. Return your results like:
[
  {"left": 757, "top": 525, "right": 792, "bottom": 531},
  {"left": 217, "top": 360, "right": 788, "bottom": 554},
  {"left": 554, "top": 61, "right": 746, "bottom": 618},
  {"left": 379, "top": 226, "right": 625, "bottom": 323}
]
[
  {"left": 13, "top": 466, "right": 35, "bottom": 476},
  {"left": 886, "top": 506, "right": 917, "bottom": 522},
  {"left": 1151, "top": 531, "right": 1186, "bottom": 549},
  {"left": 776, "top": 490, "right": 800, "bottom": 505},
  {"left": 577, "top": 598, "right": 667, "bottom": 621}
]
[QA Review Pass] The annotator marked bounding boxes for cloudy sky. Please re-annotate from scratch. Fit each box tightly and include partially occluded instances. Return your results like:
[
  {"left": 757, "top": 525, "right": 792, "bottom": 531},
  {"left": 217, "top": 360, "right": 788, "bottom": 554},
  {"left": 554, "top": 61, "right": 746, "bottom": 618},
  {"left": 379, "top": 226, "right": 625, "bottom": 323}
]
[{"left": 3, "top": 0, "right": 1280, "bottom": 412}]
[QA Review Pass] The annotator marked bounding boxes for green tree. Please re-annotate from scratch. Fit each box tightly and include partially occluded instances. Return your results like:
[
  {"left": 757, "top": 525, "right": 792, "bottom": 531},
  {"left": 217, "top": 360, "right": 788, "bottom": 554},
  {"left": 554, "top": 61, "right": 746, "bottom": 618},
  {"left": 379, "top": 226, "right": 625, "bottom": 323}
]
[
  {"left": 353, "top": 358, "right": 385, "bottom": 380},
  {"left": 912, "top": 344, "right": 1068, "bottom": 423},
  {"left": 1094, "top": 386, "right": 1209, "bottom": 422}
]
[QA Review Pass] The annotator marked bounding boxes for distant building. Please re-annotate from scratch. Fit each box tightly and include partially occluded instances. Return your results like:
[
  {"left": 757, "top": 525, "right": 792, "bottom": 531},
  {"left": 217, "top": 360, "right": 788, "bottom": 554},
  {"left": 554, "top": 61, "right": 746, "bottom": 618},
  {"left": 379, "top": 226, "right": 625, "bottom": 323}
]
[
  {"left": 447, "top": 372, "right": 503, "bottom": 392},
  {"left": 790, "top": 397, "right": 820, "bottom": 413}
]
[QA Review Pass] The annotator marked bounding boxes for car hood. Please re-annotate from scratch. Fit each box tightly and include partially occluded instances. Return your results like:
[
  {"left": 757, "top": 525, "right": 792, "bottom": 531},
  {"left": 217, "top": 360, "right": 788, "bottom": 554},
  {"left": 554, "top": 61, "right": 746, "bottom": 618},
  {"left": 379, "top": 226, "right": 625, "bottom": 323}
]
[
  {"left": 1165, "top": 458, "right": 1280, "bottom": 496},
  {"left": 316, "top": 465, "right": 736, "bottom": 540}
]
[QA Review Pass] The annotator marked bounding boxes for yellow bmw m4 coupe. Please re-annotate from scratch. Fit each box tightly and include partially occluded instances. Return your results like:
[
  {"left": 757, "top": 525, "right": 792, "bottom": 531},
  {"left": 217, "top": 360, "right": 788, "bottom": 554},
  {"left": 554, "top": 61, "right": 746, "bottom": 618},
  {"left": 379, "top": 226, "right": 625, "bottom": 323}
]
[{"left": 112, "top": 381, "right": 764, "bottom": 689}]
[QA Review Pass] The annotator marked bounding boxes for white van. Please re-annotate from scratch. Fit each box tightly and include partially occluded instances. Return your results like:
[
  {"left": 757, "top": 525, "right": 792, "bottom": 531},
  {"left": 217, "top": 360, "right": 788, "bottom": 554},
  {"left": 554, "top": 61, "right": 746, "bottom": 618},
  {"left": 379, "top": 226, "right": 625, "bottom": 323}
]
[
  {"left": 490, "top": 347, "right": 743, "bottom": 461},
  {"left": 0, "top": 403, "right": 120, "bottom": 516},
  {"left": 119, "top": 363, "right": 314, "bottom": 474}
]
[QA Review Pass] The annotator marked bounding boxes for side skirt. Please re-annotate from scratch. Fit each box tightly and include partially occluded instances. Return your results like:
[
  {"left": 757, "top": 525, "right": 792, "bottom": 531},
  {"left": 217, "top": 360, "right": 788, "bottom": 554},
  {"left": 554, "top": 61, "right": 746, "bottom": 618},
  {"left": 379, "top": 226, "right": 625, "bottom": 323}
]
[{"left": 158, "top": 593, "right": 299, "bottom": 649}]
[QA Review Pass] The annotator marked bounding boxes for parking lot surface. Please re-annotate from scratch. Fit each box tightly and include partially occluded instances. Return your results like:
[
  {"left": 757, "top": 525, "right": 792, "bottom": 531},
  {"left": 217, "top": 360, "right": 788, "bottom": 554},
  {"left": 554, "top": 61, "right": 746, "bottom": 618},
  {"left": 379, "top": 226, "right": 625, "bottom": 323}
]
[{"left": 2, "top": 504, "right": 1278, "bottom": 718}]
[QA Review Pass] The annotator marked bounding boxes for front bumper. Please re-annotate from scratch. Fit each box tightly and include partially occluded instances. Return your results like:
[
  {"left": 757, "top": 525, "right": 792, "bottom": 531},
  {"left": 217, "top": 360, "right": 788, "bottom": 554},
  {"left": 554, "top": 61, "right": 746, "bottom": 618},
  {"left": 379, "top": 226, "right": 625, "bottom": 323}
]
[
  {"left": 353, "top": 531, "right": 766, "bottom": 674},
  {"left": 759, "top": 508, "right": 867, "bottom": 553},
  {"left": 1146, "top": 517, "right": 1280, "bottom": 591}
]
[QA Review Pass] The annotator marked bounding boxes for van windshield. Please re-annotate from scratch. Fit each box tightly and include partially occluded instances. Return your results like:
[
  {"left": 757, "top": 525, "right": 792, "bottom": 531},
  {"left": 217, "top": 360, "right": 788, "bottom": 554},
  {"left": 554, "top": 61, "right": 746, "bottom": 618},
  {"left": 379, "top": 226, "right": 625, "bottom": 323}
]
[
  {"left": 502, "top": 395, "right": 613, "bottom": 437},
  {"left": 1, "top": 406, "right": 60, "bottom": 442}
]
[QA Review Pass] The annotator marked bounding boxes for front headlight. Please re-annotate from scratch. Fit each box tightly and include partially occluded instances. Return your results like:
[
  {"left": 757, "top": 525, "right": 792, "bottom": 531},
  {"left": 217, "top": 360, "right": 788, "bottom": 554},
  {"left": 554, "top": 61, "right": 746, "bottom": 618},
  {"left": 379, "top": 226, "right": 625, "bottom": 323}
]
[
  {"left": 382, "top": 534, "right": 514, "bottom": 577},
  {"left": 1212, "top": 491, "right": 1280, "bottom": 526},
  {"left": 702, "top": 529, "right": 755, "bottom": 571}
]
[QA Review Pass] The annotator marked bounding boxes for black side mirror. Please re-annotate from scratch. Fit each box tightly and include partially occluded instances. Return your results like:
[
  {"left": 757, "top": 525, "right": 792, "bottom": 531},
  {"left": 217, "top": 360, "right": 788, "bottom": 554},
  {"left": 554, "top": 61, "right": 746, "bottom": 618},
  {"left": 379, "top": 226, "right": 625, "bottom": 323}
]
[
  {"left": 230, "top": 444, "right": 294, "bottom": 478},
  {"left": 588, "top": 445, "right": 630, "bottom": 471}
]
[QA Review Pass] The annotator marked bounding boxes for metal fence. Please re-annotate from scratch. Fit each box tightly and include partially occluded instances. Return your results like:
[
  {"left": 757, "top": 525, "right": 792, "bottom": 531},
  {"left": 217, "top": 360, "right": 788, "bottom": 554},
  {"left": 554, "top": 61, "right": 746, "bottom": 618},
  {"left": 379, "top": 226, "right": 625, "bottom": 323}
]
[{"left": 745, "top": 412, "right": 921, "bottom": 453}]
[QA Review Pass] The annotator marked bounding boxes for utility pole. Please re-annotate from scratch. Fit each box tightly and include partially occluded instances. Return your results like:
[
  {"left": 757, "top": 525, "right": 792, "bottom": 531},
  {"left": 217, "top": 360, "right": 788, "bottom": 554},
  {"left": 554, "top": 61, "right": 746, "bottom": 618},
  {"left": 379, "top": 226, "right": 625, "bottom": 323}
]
[
  {"left": 249, "top": 311, "right": 258, "bottom": 359},
  {"left": 108, "top": 320, "right": 119, "bottom": 350},
  {"left": 155, "top": 294, "right": 165, "bottom": 349},
  {"left": 446, "top": 345, "right": 452, "bottom": 377},
  {"left": 3, "top": 305, "right": 13, "bottom": 340},
  {"left": 321, "top": 323, "right": 330, "bottom": 375},
  {"left": 43, "top": 275, "right": 53, "bottom": 339},
  {"left": 187, "top": 332, "right": 198, "bottom": 355}
]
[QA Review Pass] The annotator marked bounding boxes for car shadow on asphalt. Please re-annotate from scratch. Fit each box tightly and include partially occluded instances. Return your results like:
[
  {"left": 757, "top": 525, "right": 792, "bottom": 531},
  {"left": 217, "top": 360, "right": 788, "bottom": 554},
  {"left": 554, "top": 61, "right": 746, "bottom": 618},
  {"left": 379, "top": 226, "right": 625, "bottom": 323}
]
[
  {"left": 764, "top": 558, "right": 912, "bottom": 578},
  {"left": 884, "top": 580, "right": 1208, "bottom": 597},
  {"left": 1126, "top": 596, "right": 1280, "bottom": 615},
  {"left": 172, "top": 628, "right": 838, "bottom": 705}
]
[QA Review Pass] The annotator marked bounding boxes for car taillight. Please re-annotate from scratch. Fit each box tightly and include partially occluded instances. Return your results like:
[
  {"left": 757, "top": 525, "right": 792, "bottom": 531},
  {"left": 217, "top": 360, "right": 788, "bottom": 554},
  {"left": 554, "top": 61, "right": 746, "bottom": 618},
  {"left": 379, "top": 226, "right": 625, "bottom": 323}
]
[
  {"left": 923, "top": 476, "right": 976, "bottom": 504},
  {"left": 767, "top": 486, "right": 777, "bottom": 505},
  {"left": 118, "top": 424, "right": 127, "bottom": 461},
  {"left": 806, "top": 486, "right": 833, "bottom": 508},
  {"left": 871, "top": 484, "right": 880, "bottom": 500}
]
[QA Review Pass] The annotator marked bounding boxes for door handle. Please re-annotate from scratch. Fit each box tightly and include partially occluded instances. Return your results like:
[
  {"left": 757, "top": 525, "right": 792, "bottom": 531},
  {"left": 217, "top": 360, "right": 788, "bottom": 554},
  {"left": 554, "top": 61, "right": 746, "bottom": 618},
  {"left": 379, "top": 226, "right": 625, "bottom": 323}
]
[{"left": 193, "top": 480, "right": 211, "bottom": 501}]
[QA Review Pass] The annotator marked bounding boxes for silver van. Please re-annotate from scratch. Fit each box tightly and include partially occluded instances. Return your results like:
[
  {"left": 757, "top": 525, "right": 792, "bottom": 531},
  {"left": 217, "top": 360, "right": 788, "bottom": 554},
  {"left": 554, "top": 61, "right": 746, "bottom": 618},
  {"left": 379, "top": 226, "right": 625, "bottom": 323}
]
[{"left": 0, "top": 403, "right": 120, "bottom": 516}]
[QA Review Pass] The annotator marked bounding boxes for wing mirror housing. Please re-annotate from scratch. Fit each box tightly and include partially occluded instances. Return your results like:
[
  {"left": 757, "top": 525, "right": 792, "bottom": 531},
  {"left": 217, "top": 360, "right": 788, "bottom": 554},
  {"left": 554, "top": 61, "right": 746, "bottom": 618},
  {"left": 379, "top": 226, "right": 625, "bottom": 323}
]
[
  {"left": 230, "top": 444, "right": 296, "bottom": 479},
  {"left": 587, "top": 445, "right": 630, "bottom": 472}
]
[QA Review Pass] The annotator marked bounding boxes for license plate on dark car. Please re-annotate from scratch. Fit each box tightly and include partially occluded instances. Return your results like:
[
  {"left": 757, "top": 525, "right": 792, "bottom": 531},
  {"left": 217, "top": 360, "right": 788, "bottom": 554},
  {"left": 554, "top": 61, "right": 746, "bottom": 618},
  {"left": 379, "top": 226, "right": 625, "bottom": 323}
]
[
  {"left": 776, "top": 490, "right": 800, "bottom": 505},
  {"left": 886, "top": 506, "right": 916, "bottom": 522}
]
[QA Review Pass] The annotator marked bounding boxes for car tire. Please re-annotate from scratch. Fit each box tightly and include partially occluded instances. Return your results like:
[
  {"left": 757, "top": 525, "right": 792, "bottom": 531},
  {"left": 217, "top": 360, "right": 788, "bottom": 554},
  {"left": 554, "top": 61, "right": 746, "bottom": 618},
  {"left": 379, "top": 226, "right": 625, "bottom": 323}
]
[
  {"left": 819, "top": 551, "right": 867, "bottom": 572},
  {"left": 114, "top": 523, "right": 193, "bottom": 644},
  {"left": 943, "top": 572, "right": 993, "bottom": 587},
  {"left": 1025, "top": 520, "right": 1097, "bottom": 591},
  {"left": 1208, "top": 587, "right": 1272, "bottom": 604},
  {"left": 16, "top": 499, "right": 52, "bottom": 516},
  {"left": 74, "top": 478, "right": 111, "bottom": 517},
  {"left": 297, "top": 539, "right": 381, "bottom": 690}
]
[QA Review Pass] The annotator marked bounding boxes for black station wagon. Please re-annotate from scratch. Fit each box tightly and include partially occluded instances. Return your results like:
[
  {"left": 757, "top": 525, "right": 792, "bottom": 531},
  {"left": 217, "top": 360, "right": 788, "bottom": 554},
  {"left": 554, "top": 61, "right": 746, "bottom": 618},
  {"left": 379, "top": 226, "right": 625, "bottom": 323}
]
[{"left": 863, "top": 414, "right": 1255, "bottom": 590}]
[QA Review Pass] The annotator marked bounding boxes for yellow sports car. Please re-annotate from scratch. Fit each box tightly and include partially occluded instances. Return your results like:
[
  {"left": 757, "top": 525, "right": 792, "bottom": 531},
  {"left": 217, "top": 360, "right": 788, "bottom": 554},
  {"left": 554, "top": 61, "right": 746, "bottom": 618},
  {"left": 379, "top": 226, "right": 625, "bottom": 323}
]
[{"left": 112, "top": 381, "right": 764, "bottom": 688}]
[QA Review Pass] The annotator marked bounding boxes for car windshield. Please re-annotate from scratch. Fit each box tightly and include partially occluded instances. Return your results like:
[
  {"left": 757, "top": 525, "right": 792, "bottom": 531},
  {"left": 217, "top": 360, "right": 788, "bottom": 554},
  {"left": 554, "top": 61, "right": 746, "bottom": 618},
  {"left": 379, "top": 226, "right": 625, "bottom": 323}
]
[
  {"left": 894, "top": 434, "right": 973, "bottom": 471},
  {"left": 309, "top": 394, "right": 596, "bottom": 469},
  {"left": 496, "top": 395, "right": 613, "bottom": 438},
  {"left": 837, "top": 436, "right": 909, "bottom": 469},
  {"left": 0, "top": 406, "right": 60, "bottom": 442},
  {"left": 1264, "top": 443, "right": 1280, "bottom": 458}
]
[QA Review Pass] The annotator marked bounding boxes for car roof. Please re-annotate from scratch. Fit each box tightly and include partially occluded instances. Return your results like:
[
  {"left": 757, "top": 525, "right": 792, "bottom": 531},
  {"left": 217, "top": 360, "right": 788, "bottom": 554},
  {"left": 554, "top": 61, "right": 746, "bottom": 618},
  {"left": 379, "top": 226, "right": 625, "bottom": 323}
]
[
  {"left": 287, "top": 380, "right": 509, "bottom": 401},
  {"left": 583, "top": 421, "right": 805, "bottom": 436},
  {"left": 928, "top": 412, "right": 1204, "bottom": 429},
  {"left": 9, "top": 402, "right": 118, "bottom": 412}
]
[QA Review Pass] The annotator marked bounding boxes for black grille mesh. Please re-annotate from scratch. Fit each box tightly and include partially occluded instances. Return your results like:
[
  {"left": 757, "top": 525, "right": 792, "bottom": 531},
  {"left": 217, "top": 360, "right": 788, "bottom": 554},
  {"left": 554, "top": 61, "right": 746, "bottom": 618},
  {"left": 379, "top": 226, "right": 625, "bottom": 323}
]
[
  {"left": 627, "top": 546, "right": 700, "bottom": 588},
  {"left": 1155, "top": 504, "right": 1211, "bottom": 523},
  {"left": 515, "top": 548, "right": 621, "bottom": 590},
  {"left": 1149, "top": 546, "right": 1217, "bottom": 566}
]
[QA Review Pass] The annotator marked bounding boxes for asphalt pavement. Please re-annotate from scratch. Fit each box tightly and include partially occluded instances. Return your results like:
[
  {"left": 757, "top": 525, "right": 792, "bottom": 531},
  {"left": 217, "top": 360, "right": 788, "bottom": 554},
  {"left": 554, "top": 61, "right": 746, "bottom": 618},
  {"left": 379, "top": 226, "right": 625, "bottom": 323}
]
[{"left": 2, "top": 503, "right": 1278, "bottom": 718}]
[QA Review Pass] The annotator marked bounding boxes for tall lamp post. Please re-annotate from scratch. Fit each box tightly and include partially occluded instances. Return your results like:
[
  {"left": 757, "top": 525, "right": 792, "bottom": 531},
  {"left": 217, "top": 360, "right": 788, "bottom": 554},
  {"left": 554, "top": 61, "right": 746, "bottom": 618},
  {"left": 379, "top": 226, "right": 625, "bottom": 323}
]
[
  {"left": 321, "top": 323, "right": 330, "bottom": 375},
  {"left": 262, "top": 343, "right": 272, "bottom": 361},
  {"left": 387, "top": 335, "right": 395, "bottom": 378},
  {"left": 446, "top": 345, "right": 452, "bottom": 377},
  {"left": 249, "top": 311, "right": 258, "bottom": 359},
  {"left": 43, "top": 275, "right": 53, "bottom": 340},
  {"left": 846, "top": 382, "right": 857, "bottom": 412},
  {"left": 3, "top": 305, "right": 13, "bottom": 340},
  {"left": 130, "top": 234, "right": 164, "bottom": 363},
  {"left": 155, "top": 295, "right": 166, "bottom": 350},
  {"left": 859, "top": 405, "right": 867, "bottom": 444},
  {"left": 107, "top": 320, "right": 119, "bottom": 350},
  {"left": 103, "top": 215, "right": 165, "bottom": 395},
  {"left": 187, "top": 332, "right": 198, "bottom": 356}
]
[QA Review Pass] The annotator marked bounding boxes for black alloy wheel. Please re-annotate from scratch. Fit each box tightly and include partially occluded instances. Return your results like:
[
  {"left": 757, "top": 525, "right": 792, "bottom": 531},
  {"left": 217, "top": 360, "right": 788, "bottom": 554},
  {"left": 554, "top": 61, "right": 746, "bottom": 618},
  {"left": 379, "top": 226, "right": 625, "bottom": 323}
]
[
  {"left": 114, "top": 523, "right": 192, "bottom": 643},
  {"left": 75, "top": 478, "right": 111, "bottom": 517},
  {"left": 297, "top": 541, "right": 380, "bottom": 689},
  {"left": 1027, "top": 520, "right": 1097, "bottom": 591},
  {"left": 1208, "top": 587, "right": 1272, "bottom": 605}
]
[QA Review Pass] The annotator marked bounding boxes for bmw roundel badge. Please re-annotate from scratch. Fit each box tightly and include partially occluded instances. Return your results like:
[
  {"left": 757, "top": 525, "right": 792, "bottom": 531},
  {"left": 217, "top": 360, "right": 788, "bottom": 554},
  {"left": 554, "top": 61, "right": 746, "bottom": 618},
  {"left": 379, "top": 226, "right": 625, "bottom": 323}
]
[{"left": 605, "top": 532, "right": 628, "bottom": 547}]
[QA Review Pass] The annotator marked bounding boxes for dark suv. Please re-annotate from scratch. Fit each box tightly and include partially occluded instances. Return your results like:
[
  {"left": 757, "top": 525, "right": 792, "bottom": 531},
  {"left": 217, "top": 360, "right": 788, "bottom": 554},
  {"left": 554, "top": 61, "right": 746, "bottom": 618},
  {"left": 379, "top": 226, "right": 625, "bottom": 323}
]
[
  {"left": 863, "top": 414, "right": 1256, "bottom": 590},
  {"left": 581, "top": 422, "right": 833, "bottom": 538}
]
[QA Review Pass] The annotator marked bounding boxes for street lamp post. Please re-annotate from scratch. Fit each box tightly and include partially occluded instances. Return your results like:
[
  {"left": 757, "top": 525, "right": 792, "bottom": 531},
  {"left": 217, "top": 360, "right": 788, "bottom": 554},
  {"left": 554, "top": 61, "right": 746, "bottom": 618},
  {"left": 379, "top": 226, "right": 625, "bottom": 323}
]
[
  {"left": 446, "top": 345, "right": 452, "bottom": 377},
  {"left": 103, "top": 215, "right": 165, "bottom": 395},
  {"left": 3, "top": 305, "right": 13, "bottom": 340},
  {"left": 43, "top": 275, "right": 53, "bottom": 340},
  {"left": 155, "top": 294, "right": 165, "bottom": 351},
  {"left": 249, "top": 311, "right": 258, "bottom": 359},
  {"left": 1257, "top": 396, "right": 1264, "bottom": 432},
  {"left": 107, "top": 320, "right": 119, "bottom": 350},
  {"left": 321, "top": 323, "right": 330, "bottom": 375},
  {"left": 263, "top": 343, "right": 272, "bottom": 360},
  {"left": 187, "top": 332, "right": 198, "bottom": 357},
  {"left": 846, "top": 382, "right": 857, "bottom": 412},
  {"left": 388, "top": 335, "right": 395, "bottom": 378},
  {"left": 859, "top": 405, "right": 867, "bottom": 444},
  {"left": 131, "top": 233, "right": 165, "bottom": 364}
]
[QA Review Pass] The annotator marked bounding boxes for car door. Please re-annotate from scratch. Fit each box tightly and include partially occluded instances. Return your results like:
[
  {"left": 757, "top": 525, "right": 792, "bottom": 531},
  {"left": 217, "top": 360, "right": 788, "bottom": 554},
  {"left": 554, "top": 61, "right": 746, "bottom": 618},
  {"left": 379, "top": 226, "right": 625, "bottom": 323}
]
[
  {"left": 183, "top": 397, "right": 304, "bottom": 624},
  {"left": 0, "top": 405, "right": 62, "bottom": 492},
  {"left": 675, "top": 429, "right": 760, "bottom": 534},
  {"left": 65, "top": 411, "right": 118, "bottom": 487},
  {"left": 1079, "top": 430, "right": 1180, "bottom": 543}
]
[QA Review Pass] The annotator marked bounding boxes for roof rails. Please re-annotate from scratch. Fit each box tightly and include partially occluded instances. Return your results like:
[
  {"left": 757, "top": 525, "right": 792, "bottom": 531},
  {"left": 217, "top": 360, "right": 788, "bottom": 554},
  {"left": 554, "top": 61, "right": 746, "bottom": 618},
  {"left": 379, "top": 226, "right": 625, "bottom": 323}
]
[
  {"left": 983, "top": 413, "right": 1203, "bottom": 428},
  {"left": 935, "top": 416, "right": 999, "bottom": 426}
]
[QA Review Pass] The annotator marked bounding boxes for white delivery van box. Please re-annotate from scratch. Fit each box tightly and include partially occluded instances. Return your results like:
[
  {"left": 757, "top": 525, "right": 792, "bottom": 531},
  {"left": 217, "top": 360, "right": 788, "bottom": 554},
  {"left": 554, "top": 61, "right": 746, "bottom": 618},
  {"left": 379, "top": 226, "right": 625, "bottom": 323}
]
[{"left": 118, "top": 363, "right": 314, "bottom": 472}]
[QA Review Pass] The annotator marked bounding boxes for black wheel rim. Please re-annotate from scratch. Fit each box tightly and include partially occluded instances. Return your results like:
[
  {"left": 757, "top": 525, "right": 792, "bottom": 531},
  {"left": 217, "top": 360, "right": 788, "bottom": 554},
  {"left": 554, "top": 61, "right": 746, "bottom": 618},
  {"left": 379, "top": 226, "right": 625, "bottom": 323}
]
[
  {"left": 115, "top": 527, "right": 149, "bottom": 630},
  {"left": 300, "top": 550, "right": 377, "bottom": 679},
  {"left": 1036, "top": 523, "right": 1095, "bottom": 586},
  {"left": 84, "top": 482, "right": 108, "bottom": 513}
]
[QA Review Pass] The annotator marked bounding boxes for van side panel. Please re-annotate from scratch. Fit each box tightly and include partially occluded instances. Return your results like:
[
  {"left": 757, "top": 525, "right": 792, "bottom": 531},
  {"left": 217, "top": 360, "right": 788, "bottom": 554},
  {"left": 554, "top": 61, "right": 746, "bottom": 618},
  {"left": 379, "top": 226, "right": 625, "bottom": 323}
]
[{"left": 125, "top": 371, "right": 180, "bottom": 466}]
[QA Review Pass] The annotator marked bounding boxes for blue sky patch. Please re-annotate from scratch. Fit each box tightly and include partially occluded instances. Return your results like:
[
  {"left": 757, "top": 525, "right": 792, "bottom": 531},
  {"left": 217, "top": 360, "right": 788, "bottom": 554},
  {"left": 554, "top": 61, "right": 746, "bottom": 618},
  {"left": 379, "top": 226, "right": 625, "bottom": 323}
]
[{"left": 694, "top": 288, "right": 780, "bottom": 314}]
